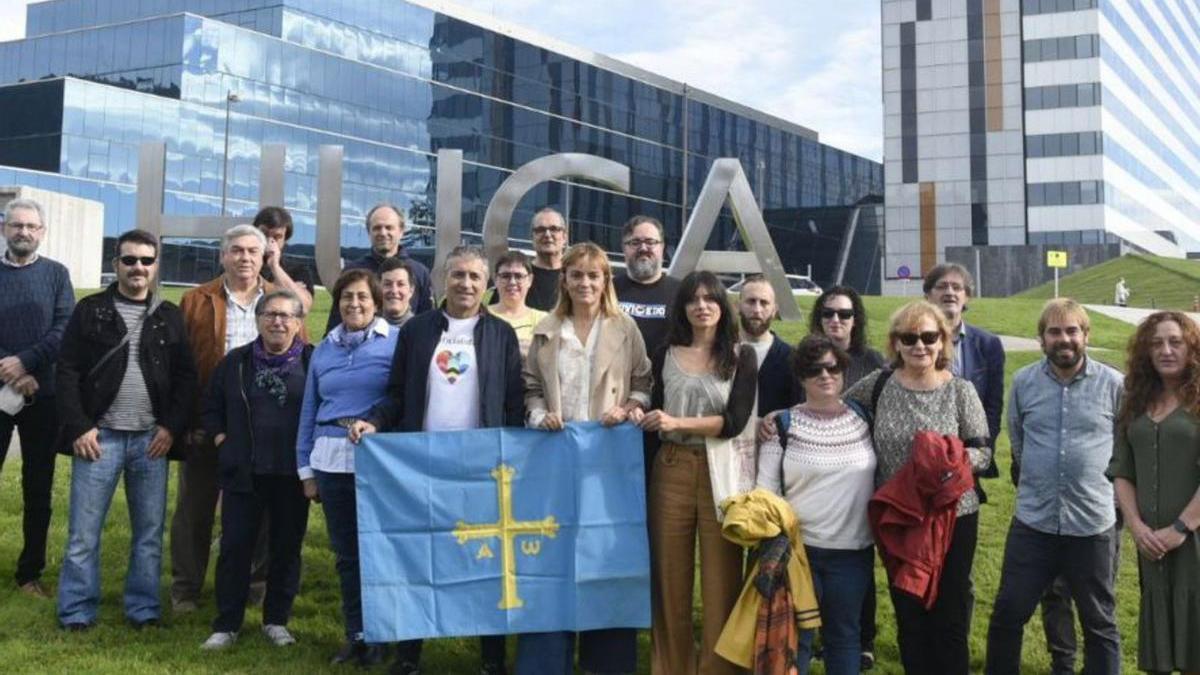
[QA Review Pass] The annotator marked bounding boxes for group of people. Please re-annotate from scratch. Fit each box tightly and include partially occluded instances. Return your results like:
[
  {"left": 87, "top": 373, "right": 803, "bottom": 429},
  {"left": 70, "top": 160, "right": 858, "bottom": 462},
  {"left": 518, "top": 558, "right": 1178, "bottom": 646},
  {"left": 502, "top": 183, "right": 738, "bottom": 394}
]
[{"left": 1, "top": 194, "right": 1198, "bottom": 675}]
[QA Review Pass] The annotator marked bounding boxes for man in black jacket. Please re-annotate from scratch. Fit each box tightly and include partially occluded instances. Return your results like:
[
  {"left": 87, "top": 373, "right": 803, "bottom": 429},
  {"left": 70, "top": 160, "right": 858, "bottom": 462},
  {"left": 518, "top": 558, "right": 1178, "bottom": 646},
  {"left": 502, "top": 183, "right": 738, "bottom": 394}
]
[
  {"left": 54, "top": 229, "right": 196, "bottom": 631},
  {"left": 355, "top": 245, "right": 523, "bottom": 675},
  {"left": 736, "top": 275, "right": 798, "bottom": 416}
]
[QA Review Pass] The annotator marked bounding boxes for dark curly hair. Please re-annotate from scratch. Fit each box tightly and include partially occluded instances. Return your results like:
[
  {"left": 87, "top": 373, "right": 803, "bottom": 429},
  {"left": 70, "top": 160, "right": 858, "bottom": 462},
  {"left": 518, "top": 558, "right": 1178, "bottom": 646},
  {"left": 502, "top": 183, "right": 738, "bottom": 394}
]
[
  {"left": 808, "top": 285, "right": 869, "bottom": 353},
  {"left": 790, "top": 334, "right": 850, "bottom": 389},
  {"left": 1118, "top": 311, "right": 1200, "bottom": 429},
  {"left": 331, "top": 268, "right": 383, "bottom": 316}
]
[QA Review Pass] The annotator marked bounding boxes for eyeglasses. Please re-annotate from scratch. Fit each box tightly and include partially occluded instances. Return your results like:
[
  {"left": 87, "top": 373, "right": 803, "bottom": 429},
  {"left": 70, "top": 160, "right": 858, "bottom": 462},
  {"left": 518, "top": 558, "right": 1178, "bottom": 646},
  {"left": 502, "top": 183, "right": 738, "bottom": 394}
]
[
  {"left": 897, "top": 331, "right": 941, "bottom": 346},
  {"left": 4, "top": 222, "right": 43, "bottom": 232},
  {"left": 497, "top": 271, "right": 529, "bottom": 283},
  {"left": 799, "top": 362, "right": 842, "bottom": 379},
  {"left": 119, "top": 255, "right": 157, "bottom": 267},
  {"left": 820, "top": 308, "right": 855, "bottom": 321},
  {"left": 259, "top": 311, "right": 297, "bottom": 323},
  {"left": 532, "top": 225, "right": 565, "bottom": 236},
  {"left": 623, "top": 238, "right": 662, "bottom": 249}
]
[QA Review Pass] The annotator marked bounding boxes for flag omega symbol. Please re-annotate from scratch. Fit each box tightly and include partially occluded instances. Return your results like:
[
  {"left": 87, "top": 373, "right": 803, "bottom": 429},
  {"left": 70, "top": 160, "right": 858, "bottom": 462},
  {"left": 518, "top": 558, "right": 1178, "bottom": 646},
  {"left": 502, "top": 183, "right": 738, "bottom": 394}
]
[{"left": 453, "top": 464, "right": 560, "bottom": 610}]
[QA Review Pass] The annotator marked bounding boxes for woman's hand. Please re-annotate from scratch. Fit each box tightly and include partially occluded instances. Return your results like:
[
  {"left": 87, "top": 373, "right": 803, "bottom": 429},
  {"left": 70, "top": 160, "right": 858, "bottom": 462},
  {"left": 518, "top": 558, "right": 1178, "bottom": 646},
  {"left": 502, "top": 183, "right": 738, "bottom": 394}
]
[
  {"left": 637, "top": 410, "right": 678, "bottom": 433},
  {"left": 348, "top": 420, "right": 376, "bottom": 444},
  {"left": 1151, "top": 526, "right": 1188, "bottom": 555},
  {"left": 1131, "top": 520, "right": 1168, "bottom": 560},
  {"left": 541, "top": 413, "right": 564, "bottom": 431},
  {"left": 302, "top": 478, "right": 320, "bottom": 503},
  {"left": 627, "top": 406, "right": 646, "bottom": 424},
  {"left": 757, "top": 411, "right": 780, "bottom": 444},
  {"left": 600, "top": 406, "right": 628, "bottom": 427}
]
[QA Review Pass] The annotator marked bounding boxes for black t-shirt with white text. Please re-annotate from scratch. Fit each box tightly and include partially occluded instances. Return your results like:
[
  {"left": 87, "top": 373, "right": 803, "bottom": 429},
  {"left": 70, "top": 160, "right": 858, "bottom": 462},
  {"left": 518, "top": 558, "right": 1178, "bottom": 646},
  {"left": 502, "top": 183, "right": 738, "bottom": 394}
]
[{"left": 614, "top": 274, "right": 681, "bottom": 353}]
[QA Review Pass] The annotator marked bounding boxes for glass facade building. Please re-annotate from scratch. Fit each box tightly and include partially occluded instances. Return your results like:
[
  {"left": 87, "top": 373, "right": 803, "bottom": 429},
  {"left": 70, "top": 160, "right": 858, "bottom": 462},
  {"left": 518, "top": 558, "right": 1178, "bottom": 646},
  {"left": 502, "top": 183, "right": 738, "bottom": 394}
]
[{"left": 0, "top": 0, "right": 882, "bottom": 285}]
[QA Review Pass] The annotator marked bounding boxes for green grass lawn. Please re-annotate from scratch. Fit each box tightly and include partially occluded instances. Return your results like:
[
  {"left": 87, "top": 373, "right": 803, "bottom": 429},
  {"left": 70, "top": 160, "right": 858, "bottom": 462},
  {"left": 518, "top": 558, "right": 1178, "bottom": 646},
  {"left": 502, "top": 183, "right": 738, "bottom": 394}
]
[
  {"left": 0, "top": 290, "right": 1145, "bottom": 673},
  {"left": 1018, "top": 253, "right": 1200, "bottom": 312}
]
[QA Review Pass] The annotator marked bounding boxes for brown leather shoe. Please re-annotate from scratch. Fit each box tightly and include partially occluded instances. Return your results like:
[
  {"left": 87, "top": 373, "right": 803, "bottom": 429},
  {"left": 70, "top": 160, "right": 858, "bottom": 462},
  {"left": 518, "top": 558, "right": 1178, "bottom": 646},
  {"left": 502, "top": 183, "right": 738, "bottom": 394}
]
[{"left": 18, "top": 580, "right": 50, "bottom": 599}]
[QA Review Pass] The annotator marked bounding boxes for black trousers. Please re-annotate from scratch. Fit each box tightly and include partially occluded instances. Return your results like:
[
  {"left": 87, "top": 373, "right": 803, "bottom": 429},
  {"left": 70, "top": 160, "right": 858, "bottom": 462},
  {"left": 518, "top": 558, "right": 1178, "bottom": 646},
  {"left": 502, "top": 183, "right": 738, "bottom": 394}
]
[
  {"left": 394, "top": 634, "right": 506, "bottom": 668},
  {"left": 1040, "top": 519, "right": 1121, "bottom": 675},
  {"left": 889, "top": 512, "right": 978, "bottom": 675},
  {"left": 0, "top": 396, "right": 59, "bottom": 585},
  {"left": 212, "top": 474, "right": 310, "bottom": 632}
]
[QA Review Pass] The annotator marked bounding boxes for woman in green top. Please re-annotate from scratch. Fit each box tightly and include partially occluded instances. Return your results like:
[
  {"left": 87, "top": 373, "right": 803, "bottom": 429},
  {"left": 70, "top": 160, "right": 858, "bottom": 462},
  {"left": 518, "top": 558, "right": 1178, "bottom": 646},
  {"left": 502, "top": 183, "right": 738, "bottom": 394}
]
[
  {"left": 1109, "top": 311, "right": 1200, "bottom": 674},
  {"left": 490, "top": 250, "right": 547, "bottom": 359}
]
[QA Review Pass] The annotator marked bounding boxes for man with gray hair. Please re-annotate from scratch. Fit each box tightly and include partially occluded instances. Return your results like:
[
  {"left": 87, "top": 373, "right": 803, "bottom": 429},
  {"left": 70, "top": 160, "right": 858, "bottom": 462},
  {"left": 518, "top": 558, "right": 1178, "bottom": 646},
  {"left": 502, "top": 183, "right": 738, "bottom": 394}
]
[
  {"left": 491, "top": 207, "right": 568, "bottom": 312},
  {"left": 0, "top": 197, "right": 74, "bottom": 599},
  {"left": 171, "top": 224, "right": 296, "bottom": 613}
]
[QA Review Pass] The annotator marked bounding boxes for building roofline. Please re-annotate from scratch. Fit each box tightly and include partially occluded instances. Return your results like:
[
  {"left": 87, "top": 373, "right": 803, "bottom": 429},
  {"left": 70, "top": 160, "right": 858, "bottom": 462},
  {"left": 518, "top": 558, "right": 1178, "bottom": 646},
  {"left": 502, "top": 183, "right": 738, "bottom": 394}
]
[{"left": 406, "top": 0, "right": 820, "bottom": 143}]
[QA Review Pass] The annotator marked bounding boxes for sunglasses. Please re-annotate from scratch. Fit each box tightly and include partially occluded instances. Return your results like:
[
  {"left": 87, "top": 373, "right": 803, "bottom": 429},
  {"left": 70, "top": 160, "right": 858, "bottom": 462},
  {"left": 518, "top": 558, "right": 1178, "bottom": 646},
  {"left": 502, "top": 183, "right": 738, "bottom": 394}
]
[
  {"left": 800, "top": 362, "right": 843, "bottom": 379},
  {"left": 820, "top": 308, "right": 855, "bottom": 321},
  {"left": 119, "top": 255, "right": 157, "bottom": 267},
  {"left": 897, "top": 331, "right": 941, "bottom": 346}
]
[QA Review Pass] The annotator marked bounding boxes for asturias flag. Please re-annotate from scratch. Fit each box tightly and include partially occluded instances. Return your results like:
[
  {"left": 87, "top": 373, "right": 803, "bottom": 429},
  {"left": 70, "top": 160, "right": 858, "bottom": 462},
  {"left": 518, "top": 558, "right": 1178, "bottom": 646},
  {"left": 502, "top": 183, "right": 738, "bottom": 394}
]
[{"left": 355, "top": 421, "right": 650, "bottom": 642}]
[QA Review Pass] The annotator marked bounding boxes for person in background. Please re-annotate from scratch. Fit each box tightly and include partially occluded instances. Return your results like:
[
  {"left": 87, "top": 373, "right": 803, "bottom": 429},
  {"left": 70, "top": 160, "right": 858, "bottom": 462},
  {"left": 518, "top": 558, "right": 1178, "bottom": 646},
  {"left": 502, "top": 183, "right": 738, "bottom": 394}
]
[
  {"left": 1114, "top": 278, "right": 1131, "bottom": 307},
  {"left": 515, "top": 242, "right": 651, "bottom": 675},
  {"left": 986, "top": 299, "right": 1123, "bottom": 675},
  {"left": 55, "top": 229, "right": 194, "bottom": 630},
  {"left": 639, "top": 271, "right": 758, "bottom": 675},
  {"left": 489, "top": 250, "right": 546, "bottom": 358},
  {"left": 254, "top": 206, "right": 315, "bottom": 314},
  {"left": 490, "top": 207, "right": 567, "bottom": 311},
  {"left": 738, "top": 274, "right": 797, "bottom": 416},
  {"left": 1109, "top": 311, "right": 1200, "bottom": 674},
  {"left": 296, "top": 269, "right": 395, "bottom": 667},
  {"left": 327, "top": 203, "right": 433, "bottom": 330},
  {"left": 613, "top": 215, "right": 681, "bottom": 354},
  {"left": 378, "top": 257, "right": 416, "bottom": 327},
  {"left": 200, "top": 290, "right": 312, "bottom": 651},
  {"left": 757, "top": 334, "right": 875, "bottom": 675},
  {"left": 845, "top": 301, "right": 990, "bottom": 675},
  {"left": 0, "top": 197, "right": 74, "bottom": 599}
]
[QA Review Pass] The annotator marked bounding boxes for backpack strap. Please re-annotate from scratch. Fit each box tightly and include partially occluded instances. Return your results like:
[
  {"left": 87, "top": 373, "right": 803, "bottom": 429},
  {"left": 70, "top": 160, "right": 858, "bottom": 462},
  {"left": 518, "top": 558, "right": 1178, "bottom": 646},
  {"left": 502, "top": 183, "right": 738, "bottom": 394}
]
[
  {"left": 775, "top": 407, "right": 792, "bottom": 483},
  {"left": 869, "top": 369, "right": 893, "bottom": 418}
]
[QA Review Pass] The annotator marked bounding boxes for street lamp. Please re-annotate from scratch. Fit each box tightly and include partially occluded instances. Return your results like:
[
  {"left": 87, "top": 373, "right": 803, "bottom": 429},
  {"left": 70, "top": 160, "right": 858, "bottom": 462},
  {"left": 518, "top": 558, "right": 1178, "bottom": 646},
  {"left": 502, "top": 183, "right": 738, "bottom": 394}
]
[{"left": 220, "top": 90, "right": 241, "bottom": 216}]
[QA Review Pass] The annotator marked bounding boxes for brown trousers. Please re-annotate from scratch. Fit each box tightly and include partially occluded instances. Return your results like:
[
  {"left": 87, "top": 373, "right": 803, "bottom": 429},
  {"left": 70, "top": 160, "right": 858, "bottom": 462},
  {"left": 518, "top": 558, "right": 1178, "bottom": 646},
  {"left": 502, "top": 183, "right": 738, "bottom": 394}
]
[
  {"left": 649, "top": 443, "right": 744, "bottom": 675},
  {"left": 169, "top": 438, "right": 268, "bottom": 603}
]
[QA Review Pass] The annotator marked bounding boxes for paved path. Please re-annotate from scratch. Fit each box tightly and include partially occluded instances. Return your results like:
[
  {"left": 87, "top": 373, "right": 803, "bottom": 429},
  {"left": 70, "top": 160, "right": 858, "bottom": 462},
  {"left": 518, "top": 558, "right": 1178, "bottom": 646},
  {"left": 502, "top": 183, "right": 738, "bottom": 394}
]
[
  {"left": 1085, "top": 304, "right": 1200, "bottom": 326},
  {"left": 997, "top": 335, "right": 1041, "bottom": 351}
]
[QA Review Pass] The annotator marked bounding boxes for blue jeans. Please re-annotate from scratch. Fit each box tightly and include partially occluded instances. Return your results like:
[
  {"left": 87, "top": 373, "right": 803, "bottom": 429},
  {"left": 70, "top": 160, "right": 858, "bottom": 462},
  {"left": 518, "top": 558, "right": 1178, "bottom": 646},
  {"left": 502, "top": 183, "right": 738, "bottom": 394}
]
[
  {"left": 315, "top": 470, "right": 365, "bottom": 640},
  {"left": 57, "top": 428, "right": 167, "bottom": 625},
  {"left": 798, "top": 545, "right": 874, "bottom": 675}
]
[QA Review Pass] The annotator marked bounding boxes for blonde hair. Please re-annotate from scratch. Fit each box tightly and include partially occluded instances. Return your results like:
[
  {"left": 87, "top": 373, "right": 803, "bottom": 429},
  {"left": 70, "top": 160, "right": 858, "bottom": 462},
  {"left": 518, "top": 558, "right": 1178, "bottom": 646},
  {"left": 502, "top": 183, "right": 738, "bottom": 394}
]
[
  {"left": 886, "top": 300, "right": 955, "bottom": 371},
  {"left": 1037, "top": 298, "right": 1090, "bottom": 337},
  {"left": 553, "top": 243, "right": 620, "bottom": 319}
]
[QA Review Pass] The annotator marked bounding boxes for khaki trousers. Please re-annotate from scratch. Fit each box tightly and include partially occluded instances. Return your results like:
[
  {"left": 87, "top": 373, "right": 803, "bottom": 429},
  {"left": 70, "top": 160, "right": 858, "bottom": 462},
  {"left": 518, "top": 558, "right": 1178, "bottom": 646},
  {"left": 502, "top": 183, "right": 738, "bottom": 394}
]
[{"left": 649, "top": 443, "right": 744, "bottom": 675}]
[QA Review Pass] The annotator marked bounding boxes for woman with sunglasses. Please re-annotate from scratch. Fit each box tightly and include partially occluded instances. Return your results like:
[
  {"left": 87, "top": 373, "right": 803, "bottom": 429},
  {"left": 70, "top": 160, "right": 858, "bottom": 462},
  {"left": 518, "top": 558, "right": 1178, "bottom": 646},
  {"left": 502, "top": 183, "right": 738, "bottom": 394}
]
[
  {"left": 844, "top": 300, "right": 990, "bottom": 675},
  {"left": 756, "top": 334, "right": 876, "bottom": 675},
  {"left": 807, "top": 286, "right": 884, "bottom": 392},
  {"left": 490, "top": 250, "right": 547, "bottom": 359}
]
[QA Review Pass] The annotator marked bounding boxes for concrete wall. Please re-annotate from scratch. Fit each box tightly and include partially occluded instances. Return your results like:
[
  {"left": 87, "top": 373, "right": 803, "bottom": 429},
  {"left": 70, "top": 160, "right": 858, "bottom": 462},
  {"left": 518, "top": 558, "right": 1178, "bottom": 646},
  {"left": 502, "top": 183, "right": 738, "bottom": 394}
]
[
  {"left": 945, "top": 243, "right": 1122, "bottom": 298},
  {"left": 1, "top": 185, "right": 104, "bottom": 288}
]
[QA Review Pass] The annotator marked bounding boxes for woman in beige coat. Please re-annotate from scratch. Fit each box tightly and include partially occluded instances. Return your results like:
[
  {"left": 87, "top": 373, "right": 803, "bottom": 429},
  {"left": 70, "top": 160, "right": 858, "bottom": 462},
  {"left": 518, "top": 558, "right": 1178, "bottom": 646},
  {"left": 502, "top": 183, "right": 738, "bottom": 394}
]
[{"left": 515, "top": 241, "right": 652, "bottom": 675}]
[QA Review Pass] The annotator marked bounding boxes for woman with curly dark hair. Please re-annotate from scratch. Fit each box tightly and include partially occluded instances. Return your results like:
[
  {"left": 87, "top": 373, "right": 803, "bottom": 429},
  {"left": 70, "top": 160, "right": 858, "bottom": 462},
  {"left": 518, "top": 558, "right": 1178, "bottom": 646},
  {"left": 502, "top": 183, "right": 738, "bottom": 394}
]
[
  {"left": 1108, "top": 311, "right": 1200, "bottom": 674},
  {"left": 807, "top": 285, "right": 884, "bottom": 391}
]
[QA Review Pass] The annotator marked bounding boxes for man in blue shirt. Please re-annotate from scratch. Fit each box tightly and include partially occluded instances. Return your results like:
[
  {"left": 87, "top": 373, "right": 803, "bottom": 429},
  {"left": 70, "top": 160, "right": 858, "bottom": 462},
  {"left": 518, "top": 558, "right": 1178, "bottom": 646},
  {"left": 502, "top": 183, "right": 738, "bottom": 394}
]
[{"left": 985, "top": 299, "right": 1123, "bottom": 675}]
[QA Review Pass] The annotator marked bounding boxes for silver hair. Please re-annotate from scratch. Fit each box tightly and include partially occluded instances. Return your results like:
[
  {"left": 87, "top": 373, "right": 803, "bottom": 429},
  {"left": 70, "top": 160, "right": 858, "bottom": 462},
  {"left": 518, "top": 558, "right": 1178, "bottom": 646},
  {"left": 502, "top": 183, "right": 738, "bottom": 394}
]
[
  {"left": 255, "top": 289, "right": 306, "bottom": 318},
  {"left": 365, "top": 202, "right": 405, "bottom": 227},
  {"left": 221, "top": 224, "right": 267, "bottom": 253},
  {"left": 3, "top": 198, "right": 46, "bottom": 228},
  {"left": 445, "top": 245, "right": 489, "bottom": 279}
]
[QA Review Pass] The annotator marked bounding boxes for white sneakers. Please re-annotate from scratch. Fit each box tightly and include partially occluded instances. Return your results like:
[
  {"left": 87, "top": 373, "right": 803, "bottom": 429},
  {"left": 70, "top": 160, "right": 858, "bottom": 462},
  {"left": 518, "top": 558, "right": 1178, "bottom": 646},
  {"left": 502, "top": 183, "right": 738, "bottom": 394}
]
[{"left": 200, "top": 625, "right": 295, "bottom": 650}]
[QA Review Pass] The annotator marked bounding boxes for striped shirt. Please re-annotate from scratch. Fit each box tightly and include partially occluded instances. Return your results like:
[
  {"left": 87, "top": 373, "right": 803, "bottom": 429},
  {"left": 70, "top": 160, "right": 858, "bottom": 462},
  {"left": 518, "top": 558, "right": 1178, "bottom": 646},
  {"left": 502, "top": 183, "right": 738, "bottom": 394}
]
[
  {"left": 98, "top": 296, "right": 156, "bottom": 431},
  {"left": 223, "top": 283, "right": 263, "bottom": 354}
]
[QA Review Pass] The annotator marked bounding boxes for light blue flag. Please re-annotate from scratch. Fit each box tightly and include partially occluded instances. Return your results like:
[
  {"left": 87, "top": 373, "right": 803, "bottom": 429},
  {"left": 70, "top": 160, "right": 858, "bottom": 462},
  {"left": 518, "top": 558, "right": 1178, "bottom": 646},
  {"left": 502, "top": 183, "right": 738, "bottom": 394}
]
[{"left": 356, "top": 421, "right": 650, "bottom": 642}]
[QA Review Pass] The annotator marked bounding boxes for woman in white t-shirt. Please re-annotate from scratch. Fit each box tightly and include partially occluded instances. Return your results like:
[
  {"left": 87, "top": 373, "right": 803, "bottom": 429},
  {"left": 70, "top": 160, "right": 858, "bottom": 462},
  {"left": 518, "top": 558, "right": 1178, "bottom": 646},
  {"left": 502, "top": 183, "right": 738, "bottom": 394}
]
[{"left": 756, "top": 333, "right": 877, "bottom": 675}]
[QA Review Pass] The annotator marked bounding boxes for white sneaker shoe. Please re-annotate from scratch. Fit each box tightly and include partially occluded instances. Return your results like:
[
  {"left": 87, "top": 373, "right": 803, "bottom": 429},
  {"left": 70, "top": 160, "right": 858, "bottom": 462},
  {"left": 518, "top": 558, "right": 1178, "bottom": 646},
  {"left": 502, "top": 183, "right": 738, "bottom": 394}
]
[
  {"left": 201, "top": 631, "right": 237, "bottom": 650},
  {"left": 262, "top": 624, "right": 297, "bottom": 646}
]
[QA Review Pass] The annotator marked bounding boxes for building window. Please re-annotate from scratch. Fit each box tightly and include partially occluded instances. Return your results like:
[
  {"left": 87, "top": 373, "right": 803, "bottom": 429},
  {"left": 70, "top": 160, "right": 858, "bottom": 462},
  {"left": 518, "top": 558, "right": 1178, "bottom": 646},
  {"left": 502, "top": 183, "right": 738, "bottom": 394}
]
[
  {"left": 1027, "top": 180, "right": 1105, "bottom": 206},
  {"left": 1023, "top": 0, "right": 1097, "bottom": 15},
  {"left": 1026, "top": 132, "right": 1103, "bottom": 158},
  {"left": 1025, "top": 83, "right": 1101, "bottom": 110},
  {"left": 1024, "top": 34, "right": 1099, "bottom": 62}
]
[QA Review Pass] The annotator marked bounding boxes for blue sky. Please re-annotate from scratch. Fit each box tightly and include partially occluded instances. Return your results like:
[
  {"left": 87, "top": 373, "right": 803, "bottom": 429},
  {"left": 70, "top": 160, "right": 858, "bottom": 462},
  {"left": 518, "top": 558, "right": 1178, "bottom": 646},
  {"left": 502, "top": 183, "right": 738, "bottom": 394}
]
[{"left": 0, "top": 0, "right": 882, "bottom": 160}]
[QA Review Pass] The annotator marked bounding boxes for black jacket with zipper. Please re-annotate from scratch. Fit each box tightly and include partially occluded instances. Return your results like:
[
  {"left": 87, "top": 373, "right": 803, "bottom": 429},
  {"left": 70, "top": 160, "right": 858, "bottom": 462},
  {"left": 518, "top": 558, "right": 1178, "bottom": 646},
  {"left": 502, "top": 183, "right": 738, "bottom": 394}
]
[
  {"left": 55, "top": 284, "right": 196, "bottom": 457},
  {"left": 202, "top": 341, "right": 313, "bottom": 493}
]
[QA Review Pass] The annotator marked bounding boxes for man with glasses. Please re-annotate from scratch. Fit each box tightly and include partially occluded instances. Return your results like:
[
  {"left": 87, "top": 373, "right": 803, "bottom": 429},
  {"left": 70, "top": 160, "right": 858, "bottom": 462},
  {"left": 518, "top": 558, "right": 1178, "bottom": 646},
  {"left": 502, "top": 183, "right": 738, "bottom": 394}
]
[
  {"left": 55, "top": 229, "right": 195, "bottom": 630},
  {"left": 0, "top": 197, "right": 74, "bottom": 600},
  {"left": 520, "top": 207, "right": 568, "bottom": 311},
  {"left": 613, "top": 215, "right": 680, "bottom": 353}
]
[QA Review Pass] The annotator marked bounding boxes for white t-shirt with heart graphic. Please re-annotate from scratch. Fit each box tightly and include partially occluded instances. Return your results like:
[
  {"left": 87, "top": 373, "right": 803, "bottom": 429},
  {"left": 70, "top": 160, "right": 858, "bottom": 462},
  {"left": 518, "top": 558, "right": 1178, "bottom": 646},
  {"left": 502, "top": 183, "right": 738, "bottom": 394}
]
[{"left": 423, "top": 313, "right": 481, "bottom": 431}]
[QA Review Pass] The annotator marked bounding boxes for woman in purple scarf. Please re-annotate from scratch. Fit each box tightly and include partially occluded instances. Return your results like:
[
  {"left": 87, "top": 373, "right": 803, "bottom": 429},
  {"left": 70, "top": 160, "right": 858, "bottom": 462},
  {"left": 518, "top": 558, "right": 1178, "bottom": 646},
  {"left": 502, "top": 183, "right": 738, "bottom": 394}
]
[{"left": 199, "top": 289, "right": 313, "bottom": 651}]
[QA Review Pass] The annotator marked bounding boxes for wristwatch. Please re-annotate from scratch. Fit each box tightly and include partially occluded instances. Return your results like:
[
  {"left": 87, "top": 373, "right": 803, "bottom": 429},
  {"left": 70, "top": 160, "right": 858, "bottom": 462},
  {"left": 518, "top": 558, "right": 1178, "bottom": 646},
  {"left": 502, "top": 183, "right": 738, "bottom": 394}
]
[{"left": 1172, "top": 518, "right": 1193, "bottom": 535}]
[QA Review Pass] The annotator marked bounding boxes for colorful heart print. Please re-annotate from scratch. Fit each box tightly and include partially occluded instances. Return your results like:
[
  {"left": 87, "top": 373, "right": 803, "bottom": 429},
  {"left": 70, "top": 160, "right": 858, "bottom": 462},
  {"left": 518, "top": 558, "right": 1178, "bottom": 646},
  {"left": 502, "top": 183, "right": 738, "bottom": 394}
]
[{"left": 436, "top": 350, "right": 470, "bottom": 384}]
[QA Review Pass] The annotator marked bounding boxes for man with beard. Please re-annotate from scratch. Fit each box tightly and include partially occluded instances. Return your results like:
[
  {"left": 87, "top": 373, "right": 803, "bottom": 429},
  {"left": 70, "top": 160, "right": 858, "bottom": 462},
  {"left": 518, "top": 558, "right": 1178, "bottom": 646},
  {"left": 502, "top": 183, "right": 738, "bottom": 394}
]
[
  {"left": 985, "top": 299, "right": 1123, "bottom": 675},
  {"left": 736, "top": 275, "right": 796, "bottom": 415},
  {"left": 613, "top": 215, "right": 680, "bottom": 353},
  {"left": 0, "top": 198, "right": 74, "bottom": 599},
  {"left": 328, "top": 203, "right": 432, "bottom": 330}
]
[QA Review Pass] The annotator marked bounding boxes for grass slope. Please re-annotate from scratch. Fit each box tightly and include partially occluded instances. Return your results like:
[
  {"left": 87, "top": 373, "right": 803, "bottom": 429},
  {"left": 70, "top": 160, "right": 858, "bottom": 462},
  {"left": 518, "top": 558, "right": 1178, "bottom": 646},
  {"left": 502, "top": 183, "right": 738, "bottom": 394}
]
[
  {"left": 1018, "top": 253, "right": 1200, "bottom": 312},
  {"left": 0, "top": 291, "right": 1144, "bottom": 673}
]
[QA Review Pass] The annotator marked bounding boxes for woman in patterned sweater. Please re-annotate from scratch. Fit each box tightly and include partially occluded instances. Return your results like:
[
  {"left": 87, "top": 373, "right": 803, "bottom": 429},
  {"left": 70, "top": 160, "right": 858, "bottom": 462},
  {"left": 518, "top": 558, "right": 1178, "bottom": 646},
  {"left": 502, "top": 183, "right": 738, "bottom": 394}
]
[
  {"left": 844, "top": 300, "right": 991, "bottom": 675},
  {"left": 756, "top": 334, "right": 876, "bottom": 675}
]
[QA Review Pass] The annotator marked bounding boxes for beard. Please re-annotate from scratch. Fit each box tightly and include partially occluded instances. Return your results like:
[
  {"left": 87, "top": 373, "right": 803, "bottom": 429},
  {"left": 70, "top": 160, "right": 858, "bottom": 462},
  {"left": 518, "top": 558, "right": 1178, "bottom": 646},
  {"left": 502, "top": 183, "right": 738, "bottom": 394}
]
[
  {"left": 740, "top": 314, "right": 770, "bottom": 338},
  {"left": 1047, "top": 344, "right": 1083, "bottom": 369},
  {"left": 5, "top": 237, "right": 37, "bottom": 258},
  {"left": 626, "top": 255, "right": 660, "bottom": 282}
]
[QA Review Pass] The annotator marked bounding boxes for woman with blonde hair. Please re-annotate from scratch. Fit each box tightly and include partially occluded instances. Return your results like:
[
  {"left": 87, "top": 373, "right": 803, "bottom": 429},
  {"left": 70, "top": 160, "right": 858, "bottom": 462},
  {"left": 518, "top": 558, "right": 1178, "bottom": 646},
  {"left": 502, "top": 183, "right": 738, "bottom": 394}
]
[
  {"left": 1108, "top": 311, "right": 1200, "bottom": 674},
  {"left": 516, "top": 242, "right": 652, "bottom": 675},
  {"left": 844, "top": 300, "right": 990, "bottom": 675}
]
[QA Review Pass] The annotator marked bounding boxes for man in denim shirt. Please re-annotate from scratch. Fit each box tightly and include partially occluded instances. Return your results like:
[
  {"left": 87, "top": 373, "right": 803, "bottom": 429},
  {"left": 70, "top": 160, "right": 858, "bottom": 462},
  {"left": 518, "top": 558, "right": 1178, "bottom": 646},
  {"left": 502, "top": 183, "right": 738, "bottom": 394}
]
[{"left": 985, "top": 299, "right": 1123, "bottom": 675}]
